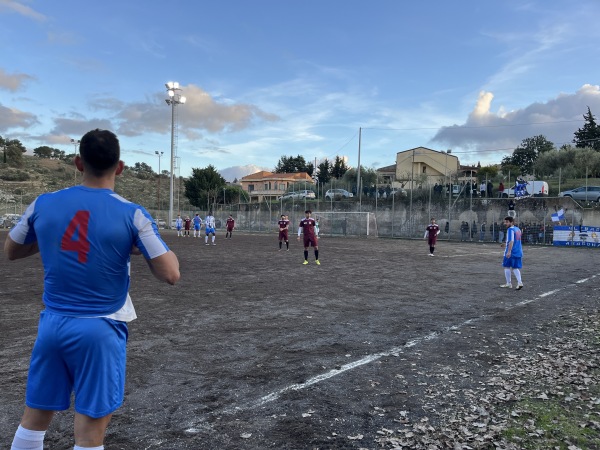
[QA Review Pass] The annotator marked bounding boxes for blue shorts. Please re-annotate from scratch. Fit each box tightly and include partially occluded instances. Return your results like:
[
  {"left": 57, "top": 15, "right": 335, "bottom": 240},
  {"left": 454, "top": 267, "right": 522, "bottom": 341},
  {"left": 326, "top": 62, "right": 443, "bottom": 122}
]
[
  {"left": 205, "top": 227, "right": 215, "bottom": 235},
  {"left": 502, "top": 256, "right": 522, "bottom": 269},
  {"left": 26, "top": 311, "right": 128, "bottom": 418},
  {"left": 194, "top": 224, "right": 201, "bottom": 231}
]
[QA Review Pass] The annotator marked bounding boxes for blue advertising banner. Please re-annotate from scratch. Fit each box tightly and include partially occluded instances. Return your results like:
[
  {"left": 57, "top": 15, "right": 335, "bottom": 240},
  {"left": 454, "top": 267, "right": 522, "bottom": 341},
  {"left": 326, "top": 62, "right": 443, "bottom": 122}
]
[{"left": 553, "top": 226, "right": 600, "bottom": 247}]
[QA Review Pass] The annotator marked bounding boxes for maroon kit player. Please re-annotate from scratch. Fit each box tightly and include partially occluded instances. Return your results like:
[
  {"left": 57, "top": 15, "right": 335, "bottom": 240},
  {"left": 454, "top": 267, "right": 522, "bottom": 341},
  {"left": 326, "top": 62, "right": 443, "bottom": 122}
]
[
  {"left": 278, "top": 214, "right": 290, "bottom": 251},
  {"left": 183, "top": 216, "right": 191, "bottom": 237},
  {"left": 424, "top": 217, "right": 441, "bottom": 256},
  {"left": 225, "top": 214, "right": 235, "bottom": 239},
  {"left": 297, "top": 210, "right": 320, "bottom": 265}
]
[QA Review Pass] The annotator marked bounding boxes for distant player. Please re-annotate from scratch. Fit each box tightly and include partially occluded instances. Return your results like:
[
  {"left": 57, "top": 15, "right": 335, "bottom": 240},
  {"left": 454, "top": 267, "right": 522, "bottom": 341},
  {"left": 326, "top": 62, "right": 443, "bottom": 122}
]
[
  {"left": 278, "top": 214, "right": 290, "bottom": 251},
  {"left": 297, "top": 210, "right": 319, "bottom": 265},
  {"left": 225, "top": 214, "right": 235, "bottom": 239},
  {"left": 424, "top": 217, "right": 441, "bottom": 256},
  {"left": 183, "top": 216, "right": 191, "bottom": 237},
  {"left": 500, "top": 216, "right": 524, "bottom": 290},
  {"left": 192, "top": 213, "right": 202, "bottom": 238},
  {"left": 205, "top": 211, "right": 216, "bottom": 245},
  {"left": 175, "top": 214, "right": 183, "bottom": 237}
]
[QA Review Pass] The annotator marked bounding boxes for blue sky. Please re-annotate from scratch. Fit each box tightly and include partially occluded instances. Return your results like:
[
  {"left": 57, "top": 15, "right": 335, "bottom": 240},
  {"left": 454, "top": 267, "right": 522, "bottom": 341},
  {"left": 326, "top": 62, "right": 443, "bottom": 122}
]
[{"left": 1, "top": 0, "right": 600, "bottom": 181}]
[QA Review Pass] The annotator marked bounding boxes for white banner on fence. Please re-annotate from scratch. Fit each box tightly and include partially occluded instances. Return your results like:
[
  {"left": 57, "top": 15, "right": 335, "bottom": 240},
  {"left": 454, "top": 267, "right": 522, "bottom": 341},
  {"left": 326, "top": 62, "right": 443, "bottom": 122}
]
[{"left": 553, "top": 225, "right": 600, "bottom": 247}]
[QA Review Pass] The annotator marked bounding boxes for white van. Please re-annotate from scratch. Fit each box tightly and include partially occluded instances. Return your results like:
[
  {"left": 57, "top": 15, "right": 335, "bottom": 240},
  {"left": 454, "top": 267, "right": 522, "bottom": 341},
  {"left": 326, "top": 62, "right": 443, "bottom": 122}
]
[{"left": 502, "top": 180, "right": 549, "bottom": 198}]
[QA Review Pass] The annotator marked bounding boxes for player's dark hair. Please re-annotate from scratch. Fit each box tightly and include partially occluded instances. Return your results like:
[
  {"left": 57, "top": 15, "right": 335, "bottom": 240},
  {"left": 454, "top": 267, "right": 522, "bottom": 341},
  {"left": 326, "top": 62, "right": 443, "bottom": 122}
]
[
  {"left": 79, "top": 129, "right": 120, "bottom": 176},
  {"left": 305, "top": 210, "right": 311, "bottom": 214},
  {"left": 504, "top": 216, "right": 514, "bottom": 223}
]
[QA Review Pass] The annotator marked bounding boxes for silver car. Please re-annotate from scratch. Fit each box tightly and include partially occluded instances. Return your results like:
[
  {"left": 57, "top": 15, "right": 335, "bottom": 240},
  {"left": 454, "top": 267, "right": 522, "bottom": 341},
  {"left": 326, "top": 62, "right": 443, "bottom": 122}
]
[
  {"left": 558, "top": 186, "right": 600, "bottom": 202},
  {"left": 325, "top": 189, "right": 353, "bottom": 200}
]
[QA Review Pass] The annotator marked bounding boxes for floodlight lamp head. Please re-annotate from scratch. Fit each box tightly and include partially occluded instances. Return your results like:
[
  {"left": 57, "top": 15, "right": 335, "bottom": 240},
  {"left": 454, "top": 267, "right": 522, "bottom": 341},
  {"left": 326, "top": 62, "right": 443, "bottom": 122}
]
[
  {"left": 168, "top": 89, "right": 175, "bottom": 97},
  {"left": 173, "top": 82, "right": 179, "bottom": 89},
  {"left": 165, "top": 81, "right": 174, "bottom": 90},
  {"left": 179, "top": 96, "right": 187, "bottom": 104},
  {"left": 165, "top": 99, "right": 171, "bottom": 105}
]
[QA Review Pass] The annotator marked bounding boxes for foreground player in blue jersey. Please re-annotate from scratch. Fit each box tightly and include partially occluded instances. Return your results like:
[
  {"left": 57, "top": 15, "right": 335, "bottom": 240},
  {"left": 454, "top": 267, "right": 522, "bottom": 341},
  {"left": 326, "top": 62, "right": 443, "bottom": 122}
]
[
  {"left": 4, "top": 129, "right": 180, "bottom": 450},
  {"left": 500, "top": 215, "right": 524, "bottom": 290}
]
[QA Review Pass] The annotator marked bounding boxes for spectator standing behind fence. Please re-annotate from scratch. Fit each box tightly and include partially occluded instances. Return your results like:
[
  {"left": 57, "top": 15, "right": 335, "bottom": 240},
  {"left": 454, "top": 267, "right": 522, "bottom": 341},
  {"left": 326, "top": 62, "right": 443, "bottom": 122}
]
[
  {"left": 500, "top": 216, "right": 524, "bottom": 290},
  {"left": 471, "top": 220, "right": 477, "bottom": 239},
  {"left": 479, "top": 221, "right": 486, "bottom": 241},
  {"left": 424, "top": 218, "right": 441, "bottom": 256},
  {"left": 498, "top": 182, "right": 505, "bottom": 198},
  {"left": 461, "top": 221, "right": 468, "bottom": 241},
  {"left": 487, "top": 181, "right": 493, "bottom": 198},
  {"left": 480, "top": 181, "right": 486, "bottom": 198},
  {"left": 4, "top": 129, "right": 180, "bottom": 450}
]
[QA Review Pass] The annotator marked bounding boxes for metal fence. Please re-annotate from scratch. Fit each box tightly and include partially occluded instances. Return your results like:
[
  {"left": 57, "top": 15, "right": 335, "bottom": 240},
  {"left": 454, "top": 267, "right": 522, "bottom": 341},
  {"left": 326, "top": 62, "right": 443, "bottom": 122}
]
[{"left": 152, "top": 193, "right": 594, "bottom": 246}]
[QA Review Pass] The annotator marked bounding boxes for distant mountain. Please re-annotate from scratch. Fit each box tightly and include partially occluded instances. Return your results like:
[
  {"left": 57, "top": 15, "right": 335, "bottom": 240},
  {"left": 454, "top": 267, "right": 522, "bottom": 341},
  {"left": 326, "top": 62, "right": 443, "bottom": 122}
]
[{"left": 219, "top": 164, "right": 271, "bottom": 183}]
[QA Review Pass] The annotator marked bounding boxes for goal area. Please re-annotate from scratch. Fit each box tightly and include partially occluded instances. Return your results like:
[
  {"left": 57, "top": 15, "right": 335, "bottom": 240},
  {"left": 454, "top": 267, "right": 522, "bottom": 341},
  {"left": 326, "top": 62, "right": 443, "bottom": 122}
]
[{"left": 312, "top": 211, "right": 378, "bottom": 237}]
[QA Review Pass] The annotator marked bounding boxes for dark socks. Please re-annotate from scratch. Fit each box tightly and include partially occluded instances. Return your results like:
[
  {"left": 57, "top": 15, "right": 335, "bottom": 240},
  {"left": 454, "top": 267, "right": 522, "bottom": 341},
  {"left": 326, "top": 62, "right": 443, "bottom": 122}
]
[{"left": 315, "top": 249, "right": 319, "bottom": 260}]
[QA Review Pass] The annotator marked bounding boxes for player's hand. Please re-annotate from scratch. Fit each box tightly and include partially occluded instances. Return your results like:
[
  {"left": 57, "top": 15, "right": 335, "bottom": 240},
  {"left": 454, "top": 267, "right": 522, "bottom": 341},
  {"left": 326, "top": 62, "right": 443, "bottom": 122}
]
[
  {"left": 131, "top": 245, "right": 142, "bottom": 255},
  {"left": 297, "top": 236, "right": 300, "bottom": 241}
]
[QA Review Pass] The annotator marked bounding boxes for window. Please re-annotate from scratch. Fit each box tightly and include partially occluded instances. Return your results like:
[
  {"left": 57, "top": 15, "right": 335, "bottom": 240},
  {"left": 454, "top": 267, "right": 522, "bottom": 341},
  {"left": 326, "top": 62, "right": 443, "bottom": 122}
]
[
  {"left": 248, "top": 184, "right": 255, "bottom": 192},
  {"left": 422, "top": 166, "right": 427, "bottom": 174}
]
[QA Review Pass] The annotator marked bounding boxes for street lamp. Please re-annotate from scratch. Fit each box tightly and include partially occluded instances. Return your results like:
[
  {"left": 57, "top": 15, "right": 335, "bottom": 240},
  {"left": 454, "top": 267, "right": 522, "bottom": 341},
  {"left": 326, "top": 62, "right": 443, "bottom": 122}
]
[
  {"left": 155, "top": 151, "right": 164, "bottom": 216},
  {"left": 165, "top": 81, "right": 186, "bottom": 228},
  {"left": 71, "top": 138, "right": 80, "bottom": 183}
]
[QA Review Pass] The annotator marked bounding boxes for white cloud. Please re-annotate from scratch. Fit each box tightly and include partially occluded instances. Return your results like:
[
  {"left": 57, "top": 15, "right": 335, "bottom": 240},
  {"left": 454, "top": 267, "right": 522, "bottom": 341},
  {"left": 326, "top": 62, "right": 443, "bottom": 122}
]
[
  {"left": 431, "top": 84, "right": 600, "bottom": 160},
  {"left": 219, "top": 164, "right": 270, "bottom": 182}
]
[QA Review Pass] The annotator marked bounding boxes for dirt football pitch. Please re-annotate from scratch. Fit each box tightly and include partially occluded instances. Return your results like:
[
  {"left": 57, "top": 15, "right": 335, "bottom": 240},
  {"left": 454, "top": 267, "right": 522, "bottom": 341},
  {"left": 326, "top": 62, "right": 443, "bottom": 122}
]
[{"left": 1, "top": 229, "right": 598, "bottom": 449}]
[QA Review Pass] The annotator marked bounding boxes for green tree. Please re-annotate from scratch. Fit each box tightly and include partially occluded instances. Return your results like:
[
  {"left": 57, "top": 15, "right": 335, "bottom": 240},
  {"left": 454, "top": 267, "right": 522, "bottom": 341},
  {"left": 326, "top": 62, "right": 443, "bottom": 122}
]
[
  {"left": 52, "top": 149, "right": 66, "bottom": 160},
  {"left": 129, "top": 162, "right": 155, "bottom": 179},
  {"left": 33, "top": 146, "right": 54, "bottom": 158},
  {"left": 274, "top": 155, "right": 310, "bottom": 173},
  {"left": 184, "top": 165, "right": 226, "bottom": 209},
  {"left": 477, "top": 165, "right": 498, "bottom": 181},
  {"left": 502, "top": 135, "right": 555, "bottom": 175},
  {"left": 573, "top": 107, "right": 600, "bottom": 151},
  {"left": 0, "top": 137, "right": 26, "bottom": 167},
  {"left": 317, "top": 159, "right": 332, "bottom": 183},
  {"left": 331, "top": 156, "right": 349, "bottom": 179}
]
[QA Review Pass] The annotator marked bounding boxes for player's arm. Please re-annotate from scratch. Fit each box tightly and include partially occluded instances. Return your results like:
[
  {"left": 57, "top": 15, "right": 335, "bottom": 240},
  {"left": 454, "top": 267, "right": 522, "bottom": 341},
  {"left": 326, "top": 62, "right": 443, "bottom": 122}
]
[
  {"left": 423, "top": 230, "right": 428, "bottom": 239},
  {"left": 145, "top": 250, "right": 180, "bottom": 285},
  {"left": 4, "top": 235, "right": 39, "bottom": 260},
  {"left": 297, "top": 226, "right": 302, "bottom": 240}
]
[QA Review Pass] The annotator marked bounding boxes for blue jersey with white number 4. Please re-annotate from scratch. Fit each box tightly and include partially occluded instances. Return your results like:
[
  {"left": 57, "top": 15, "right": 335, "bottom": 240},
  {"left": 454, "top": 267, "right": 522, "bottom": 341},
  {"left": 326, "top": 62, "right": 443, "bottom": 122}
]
[{"left": 9, "top": 186, "right": 169, "bottom": 317}]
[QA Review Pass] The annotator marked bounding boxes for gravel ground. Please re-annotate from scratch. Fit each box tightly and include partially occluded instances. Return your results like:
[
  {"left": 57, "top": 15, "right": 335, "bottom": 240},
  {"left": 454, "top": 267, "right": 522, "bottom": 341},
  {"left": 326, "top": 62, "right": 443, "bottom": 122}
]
[{"left": 1, "top": 230, "right": 598, "bottom": 449}]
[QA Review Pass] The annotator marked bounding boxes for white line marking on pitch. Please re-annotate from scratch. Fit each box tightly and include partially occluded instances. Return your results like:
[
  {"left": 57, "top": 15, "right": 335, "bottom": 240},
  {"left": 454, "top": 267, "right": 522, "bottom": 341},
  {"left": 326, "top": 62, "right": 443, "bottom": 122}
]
[{"left": 184, "top": 273, "right": 599, "bottom": 431}]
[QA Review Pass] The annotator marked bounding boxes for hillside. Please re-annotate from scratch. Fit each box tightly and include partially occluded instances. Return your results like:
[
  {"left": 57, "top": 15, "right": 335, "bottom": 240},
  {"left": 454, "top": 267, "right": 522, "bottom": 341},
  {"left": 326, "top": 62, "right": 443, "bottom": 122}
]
[{"left": 0, "top": 156, "right": 194, "bottom": 218}]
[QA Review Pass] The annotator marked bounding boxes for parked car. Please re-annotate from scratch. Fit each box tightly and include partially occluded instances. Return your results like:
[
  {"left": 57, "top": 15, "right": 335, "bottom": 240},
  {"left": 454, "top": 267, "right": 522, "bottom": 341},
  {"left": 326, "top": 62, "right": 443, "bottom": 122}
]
[
  {"left": 1, "top": 213, "right": 21, "bottom": 228},
  {"left": 559, "top": 186, "right": 600, "bottom": 202},
  {"left": 278, "top": 190, "right": 316, "bottom": 200},
  {"left": 325, "top": 189, "right": 354, "bottom": 200},
  {"left": 390, "top": 188, "right": 407, "bottom": 197},
  {"left": 157, "top": 219, "right": 167, "bottom": 229},
  {"left": 502, "top": 180, "right": 549, "bottom": 198}
]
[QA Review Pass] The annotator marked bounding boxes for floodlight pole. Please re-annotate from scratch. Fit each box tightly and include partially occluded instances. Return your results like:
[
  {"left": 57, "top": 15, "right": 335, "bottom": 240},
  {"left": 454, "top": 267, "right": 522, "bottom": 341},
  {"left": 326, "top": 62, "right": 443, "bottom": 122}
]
[
  {"left": 71, "top": 139, "right": 80, "bottom": 184},
  {"left": 155, "top": 151, "right": 164, "bottom": 214},
  {"left": 165, "top": 82, "right": 186, "bottom": 228}
]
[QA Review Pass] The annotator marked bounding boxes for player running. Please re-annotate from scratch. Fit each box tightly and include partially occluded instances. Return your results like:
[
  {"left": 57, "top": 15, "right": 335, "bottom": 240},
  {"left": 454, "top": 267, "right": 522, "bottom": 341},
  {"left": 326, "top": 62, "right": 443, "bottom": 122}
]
[
  {"left": 500, "top": 216, "right": 524, "bottom": 290},
  {"left": 424, "top": 217, "right": 441, "bottom": 256},
  {"left": 297, "top": 210, "right": 320, "bottom": 265},
  {"left": 225, "top": 214, "right": 235, "bottom": 239},
  {"left": 278, "top": 214, "right": 290, "bottom": 251},
  {"left": 205, "top": 211, "right": 216, "bottom": 245},
  {"left": 192, "top": 213, "right": 202, "bottom": 238}
]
